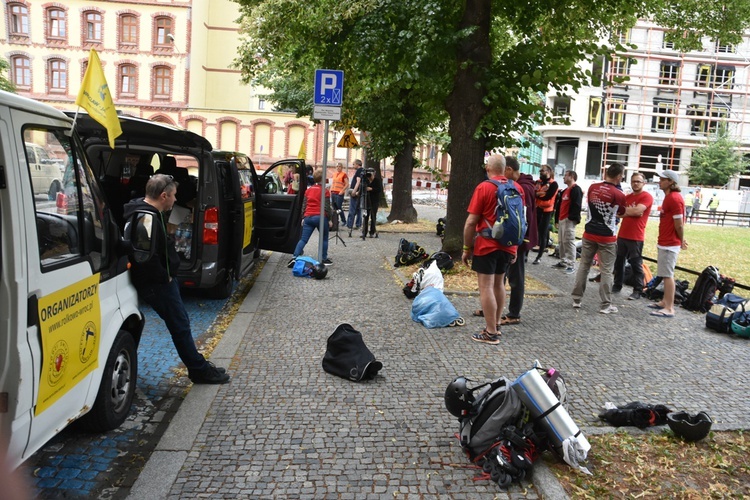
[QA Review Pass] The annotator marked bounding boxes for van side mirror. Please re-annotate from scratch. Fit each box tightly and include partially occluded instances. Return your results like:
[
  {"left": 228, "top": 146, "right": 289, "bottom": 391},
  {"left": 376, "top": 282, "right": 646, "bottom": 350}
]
[{"left": 123, "top": 212, "right": 157, "bottom": 263}]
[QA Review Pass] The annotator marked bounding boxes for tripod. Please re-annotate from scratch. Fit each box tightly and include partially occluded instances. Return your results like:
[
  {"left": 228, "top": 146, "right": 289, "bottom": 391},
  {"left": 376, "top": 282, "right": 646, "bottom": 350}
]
[{"left": 330, "top": 210, "right": 347, "bottom": 246}]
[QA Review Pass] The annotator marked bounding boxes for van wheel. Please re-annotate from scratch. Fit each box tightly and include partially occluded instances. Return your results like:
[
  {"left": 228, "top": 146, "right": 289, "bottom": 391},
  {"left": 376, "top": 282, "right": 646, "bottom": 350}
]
[
  {"left": 48, "top": 181, "right": 62, "bottom": 200},
  {"left": 80, "top": 330, "right": 137, "bottom": 432},
  {"left": 207, "top": 272, "right": 233, "bottom": 299}
]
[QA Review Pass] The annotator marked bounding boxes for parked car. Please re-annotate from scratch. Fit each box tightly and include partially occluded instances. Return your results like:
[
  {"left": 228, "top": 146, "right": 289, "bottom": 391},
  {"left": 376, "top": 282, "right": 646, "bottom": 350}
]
[
  {"left": 1, "top": 91, "right": 144, "bottom": 469},
  {"left": 67, "top": 112, "right": 306, "bottom": 298},
  {"left": 24, "top": 141, "right": 65, "bottom": 199}
]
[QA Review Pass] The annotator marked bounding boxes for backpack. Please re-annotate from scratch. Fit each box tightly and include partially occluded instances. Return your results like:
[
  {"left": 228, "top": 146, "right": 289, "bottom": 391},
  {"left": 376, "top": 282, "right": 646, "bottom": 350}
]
[
  {"left": 436, "top": 217, "right": 446, "bottom": 238},
  {"left": 684, "top": 266, "right": 721, "bottom": 312},
  {"left": 458, "top": 377, "right": 524, "bottom": 460},
  {"left": 705, "top": 293, "right": 748, "bottom": 333},
  {"left": 322, "top": 324, "right": 383, "bottom": 381},
  {"left": 422, "top": 251, "right": 454, "bottom": 272},
  {"left": 479, "top": 179, "right": 527, "bottom": 247},
  {"left": 292, "top": 256, "right": 318, "bottom": 277},
  {"left": 394, "top": 238, "right": 429, "bottom": 267}
]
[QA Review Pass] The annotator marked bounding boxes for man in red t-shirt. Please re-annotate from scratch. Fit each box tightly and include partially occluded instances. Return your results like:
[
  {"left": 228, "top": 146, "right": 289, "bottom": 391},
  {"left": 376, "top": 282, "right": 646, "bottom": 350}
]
[
  {"left": 571, "top": 163, "right": 628, "bottom": 314},
  {"left": 613, "top": 172, "right": 653, "bottom": 300},
  {"left": 650, "top": 169, "right": 688, "bottom": 317},
  {"left": 462, "top": 155, "right": 521, "bottom": 344},
  {"left": 555, "top": 170, "right": 583, "bottom": 273}
]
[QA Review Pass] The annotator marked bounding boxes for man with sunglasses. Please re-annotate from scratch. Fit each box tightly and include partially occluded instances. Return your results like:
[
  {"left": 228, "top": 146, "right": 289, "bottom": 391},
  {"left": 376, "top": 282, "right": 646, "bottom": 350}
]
[
  {"left": 123, "top": 174, "right": 230, "bottom": 384},
  {"left": 612, "top": 172, "right": 653, "bottom": 300}
]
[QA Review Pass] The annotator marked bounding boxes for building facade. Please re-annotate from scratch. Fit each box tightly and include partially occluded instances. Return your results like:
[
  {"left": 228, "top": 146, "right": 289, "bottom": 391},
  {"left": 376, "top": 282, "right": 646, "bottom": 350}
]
[
  {"left": 538, "top": 20, "right": 750, "bottom": 188},
  {"left": 1, "top": 0, "right": 364, "bottom": 170}
]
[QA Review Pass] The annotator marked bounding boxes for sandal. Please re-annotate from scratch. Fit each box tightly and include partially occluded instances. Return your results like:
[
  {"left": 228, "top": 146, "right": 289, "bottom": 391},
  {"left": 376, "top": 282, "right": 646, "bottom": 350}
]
[
  {"left": 471, "top": 328, "right": 501, "bottom": 345},
  {"left": 500, "top": 316, "right": 521, "bottom": 325},
  {"left": 472, "top": 309, "right": 484, "bottom": 317}
]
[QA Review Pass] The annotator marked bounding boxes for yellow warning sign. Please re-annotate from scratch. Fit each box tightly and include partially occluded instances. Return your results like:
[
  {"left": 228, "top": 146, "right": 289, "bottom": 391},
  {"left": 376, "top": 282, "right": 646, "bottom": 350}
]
[{"left": 337, "top": 128, "right": 359, "bottom": 149}]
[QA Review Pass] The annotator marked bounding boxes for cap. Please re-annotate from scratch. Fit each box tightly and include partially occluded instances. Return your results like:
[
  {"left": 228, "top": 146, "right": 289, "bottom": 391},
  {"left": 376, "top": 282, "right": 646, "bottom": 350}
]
[{"left": 657, "top": 170, "right": 679, "bottom": 183}]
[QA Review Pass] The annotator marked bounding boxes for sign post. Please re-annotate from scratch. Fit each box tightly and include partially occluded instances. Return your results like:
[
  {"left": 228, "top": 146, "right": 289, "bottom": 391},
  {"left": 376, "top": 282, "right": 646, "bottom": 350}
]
[{"left": 312, "top": 69, "right": 344, "bottom": 263}]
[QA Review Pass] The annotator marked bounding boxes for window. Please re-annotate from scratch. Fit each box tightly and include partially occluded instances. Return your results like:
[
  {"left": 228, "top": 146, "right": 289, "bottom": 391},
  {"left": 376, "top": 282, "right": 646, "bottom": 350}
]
[
  {"left": 25, "top": 127, "right": 107, "bottom": 271},
  {"left": 696, "top": 64, "right": 712, "bottom": 89},
  {"left": 607, "top": 97, "right": 627, "bottom": 128},
  {"left": 9, "top": 4, "right": 29, "bottom": 35},
  {"left": 11, "top": 56, "right": 31, "bottom": 88},
  {"left": 715, "top": 40, "right": 735, "bottom": 53},
  {"left": 659, "top": 61, "right": 681, "bottom": 86},
  {"left": 688, "top": 105, "right": 729, "bottom": 135},
  {"left": 154, "top": 17, "right": 173, "bottom": 46},
  {"left": 588, "top": 97, "right": 603, "bottom": 127},
  {"left": 258, "top": 98, "right": 266, "bottom": 110},
  {"left": 47, "top": 8, "right": 66, "bottom": 38},
  {"left": 652, "top": 100, "right": 676, "bottom": 132},
  {"left": 714, "top": 66, "right": 734, "bottom": 91},
  {"left": 615, "top": 29, "right": 630, "bottom": 44},
  {"left": 84, "top": 12, "right": 102, "bottom": 42},
  {"left": 608, "top": 57, "right": 630, "bottom": 86},
  {"left": 120, "top": 14, "right": 138, "bottom": 45},
  {"left": 119, "top": 64, "right": 136, "bottom": 96},
  {"left": 153, "top": 66, "right": 171, "bottom": 97},
  {"left": 49, "top": 59, "right": 67, "bottom": 92}
]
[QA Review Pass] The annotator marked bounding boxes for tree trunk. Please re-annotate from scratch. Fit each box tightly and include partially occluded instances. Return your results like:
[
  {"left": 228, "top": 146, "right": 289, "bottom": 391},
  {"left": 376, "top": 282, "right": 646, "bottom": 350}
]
[
  {"left": 443, "top": 0, "right": 491, "bottom": 256},
  {"left": 388, "top": 139, "right": 418, "bottom": 223}
]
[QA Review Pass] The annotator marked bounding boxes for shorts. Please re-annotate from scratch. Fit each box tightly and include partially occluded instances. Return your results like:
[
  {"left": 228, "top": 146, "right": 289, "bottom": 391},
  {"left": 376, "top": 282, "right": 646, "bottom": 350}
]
[
  {"left": 656, "top": 247, "right": 679, "bottom": 278},
  {"left": 472, "top": 249, "right": 513, "bottom": 275}
]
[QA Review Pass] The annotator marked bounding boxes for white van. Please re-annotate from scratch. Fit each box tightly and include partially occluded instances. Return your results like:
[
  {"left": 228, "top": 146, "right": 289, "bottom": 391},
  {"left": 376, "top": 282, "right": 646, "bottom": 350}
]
[
  {"left": 25, "top": 141, "right": 65, "bottom": 200},
  {"left": 0, "top": 91, "right": 144, "bottom": 469}
]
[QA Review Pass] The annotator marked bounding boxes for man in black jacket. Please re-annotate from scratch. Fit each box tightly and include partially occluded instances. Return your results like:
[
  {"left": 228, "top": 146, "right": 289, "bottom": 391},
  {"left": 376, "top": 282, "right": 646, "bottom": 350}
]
[
  {"left": 555, "top": 170, "right": 583, "bottom": 274},
  {"left": 123, "top": 174, "right": 230, "bottom": 384}
]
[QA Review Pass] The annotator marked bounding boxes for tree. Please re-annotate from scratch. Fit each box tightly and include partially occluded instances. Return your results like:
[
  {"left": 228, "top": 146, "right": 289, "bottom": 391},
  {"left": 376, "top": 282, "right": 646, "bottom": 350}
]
[
  {"left": 233, "top": 0, "right": 750, "bottom": 253},
  {"left": 689, "top": 125, "right": 748, "bottom": 187},
  {"left": 0, "top": 58, "right": 16, "bottom": 93},
  {"left": 233, "top": 0, "right": 452, "bottom": 222}
]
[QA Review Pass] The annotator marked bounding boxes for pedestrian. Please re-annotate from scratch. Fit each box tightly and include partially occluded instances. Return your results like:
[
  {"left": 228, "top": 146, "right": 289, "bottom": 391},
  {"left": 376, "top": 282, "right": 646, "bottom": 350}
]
[
  {"left": 532, "top": 165, "right": 559, "bottom": 265},
  {"left": 612, "top": 172, "right": 653, "bottom": 300},
  {"left": 708, "top": 193, "right": 719, "bottom": 223},
  {"left": 289, "top": 168, "right": 333, "bottom": 266},
  {"left": 123, "top": 174, "right": 230, "bottom": 384},
  {"left": 650, "top": 170, "right": 687, "bottom": 318},
  {"left": 462, "top": 155, "right": 521, "bottom": 344},
  {"left": 501, "top": 155, "right": 536, "bottom": 325},
  {"left": 283, "top": 164, "right": 299, "bottom": 195},
  {"left": 571, "top": 163, "right": 629, "bottom": 314},
  {"left": 690, "top": 187, "right": 702, "bottom": 222},
  {"left": 330, "top": 162, "right": 349, "bottom": 226},
  {"left": 346, "top": 159, "right": 364, "bottom": 230},
  {"left": 360, "top": 168, "right": 383, "bottom": 239},
  {"left": 553, "top": 170, "right": 583, "bottom": 274},
  {"left": 684, "top": 190, "right": 694, "bottom": 221}
]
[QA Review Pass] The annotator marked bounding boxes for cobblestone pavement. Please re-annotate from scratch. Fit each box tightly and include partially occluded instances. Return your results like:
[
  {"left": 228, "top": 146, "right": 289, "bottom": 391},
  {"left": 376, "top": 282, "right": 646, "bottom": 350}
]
[{"left": 130, "top": 222, "right": 750, "bottom": 499}]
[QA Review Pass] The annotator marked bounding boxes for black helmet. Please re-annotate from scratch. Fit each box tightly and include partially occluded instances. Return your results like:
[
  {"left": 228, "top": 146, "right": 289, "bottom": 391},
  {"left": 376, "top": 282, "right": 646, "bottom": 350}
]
[
  {"left": 667, "top": 411, "right": 712, "bottom": 442},
  {"left": 311, "top": 263, "right": 328, "bottom": 280},
  {"left": 444, "top": 376, "right": 474, "bottom": 417}
]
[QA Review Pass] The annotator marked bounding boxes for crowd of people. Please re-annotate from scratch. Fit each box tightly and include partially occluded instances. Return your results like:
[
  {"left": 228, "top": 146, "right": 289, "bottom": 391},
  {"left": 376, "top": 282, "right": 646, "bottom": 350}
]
[{"left": 463, "top": 155, "right": 688, "bottom": 344}]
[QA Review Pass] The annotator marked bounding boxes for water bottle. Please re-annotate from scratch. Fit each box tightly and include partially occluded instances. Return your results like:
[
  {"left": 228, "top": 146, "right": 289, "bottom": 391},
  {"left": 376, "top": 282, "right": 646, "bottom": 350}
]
[{"left": 183, "top": 226, "right": 192, "bottom": 259}]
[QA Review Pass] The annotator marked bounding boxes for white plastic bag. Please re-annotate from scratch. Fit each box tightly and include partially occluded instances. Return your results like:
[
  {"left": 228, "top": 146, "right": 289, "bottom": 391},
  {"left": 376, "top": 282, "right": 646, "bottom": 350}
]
[{"left": 418, "top": 260, "right": 444, "bottom": 292}]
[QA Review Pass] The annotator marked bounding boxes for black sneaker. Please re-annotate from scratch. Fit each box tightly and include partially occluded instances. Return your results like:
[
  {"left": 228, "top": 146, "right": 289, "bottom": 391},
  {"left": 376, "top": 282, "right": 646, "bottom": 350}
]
[
  {"left": 322, "top": 258, "right": 333, "bottom": 265},
  {"left": 551, "top": 262, "right": 567, "bottom": 269},
  {"left": 287, "top": 257, "right": 296, "bottom": 268},
  {"left": 628, "top": 291, "right": 641, "bottom": 300},
  {"left": 189, "top": 362, "right": 230, "bottom": 384},
  {"left": 612, "top": 286, "right": 622, "bottom": 293}
]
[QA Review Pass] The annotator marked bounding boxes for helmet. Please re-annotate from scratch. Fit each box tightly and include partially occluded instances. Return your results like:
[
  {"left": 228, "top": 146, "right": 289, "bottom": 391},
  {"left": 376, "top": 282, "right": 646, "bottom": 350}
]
[
  {"left": 666, "top": 411, "right": 712, "bottom": 442},
  {"left": 444, "top": 376, "right": 474, "bottom": 417},
  {"left": 423, "top": 251, "right": 454, "bottom": 272},
  {"left": 311, "top": 263, "right": 328, "bottom": 280},
  {"left": 730, "top": 315, "right": 750, "bottom": 338}
]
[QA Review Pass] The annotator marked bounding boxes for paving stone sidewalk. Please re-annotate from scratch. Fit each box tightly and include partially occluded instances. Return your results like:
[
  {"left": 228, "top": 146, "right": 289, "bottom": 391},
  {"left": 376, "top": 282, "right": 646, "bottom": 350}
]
[{"left": 129, "top": 229, "right": 750, "bottom": 499}]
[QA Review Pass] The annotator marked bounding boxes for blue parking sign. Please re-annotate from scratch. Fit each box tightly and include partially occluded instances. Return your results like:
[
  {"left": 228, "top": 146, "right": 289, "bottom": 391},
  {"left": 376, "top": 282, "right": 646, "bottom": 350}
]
[{"left": 314, "top": 69, "right": 344, "bottom": 106}]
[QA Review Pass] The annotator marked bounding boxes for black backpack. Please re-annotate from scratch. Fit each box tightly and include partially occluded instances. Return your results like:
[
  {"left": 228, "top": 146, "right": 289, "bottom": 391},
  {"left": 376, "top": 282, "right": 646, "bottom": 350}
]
[
  {"left": 394, "top": 238, "right": 428, "bottom": 267},
  {"left": 436, "top": 217, "right": 446, "bottom": 238},
  {"left": 684, "top": 266, "right": 721, "bottom": 312},
  {"left": 322, "top": 324, "right": 383, "bottom": 382},
  {"left": 422, "top": 251, "right": 454, "bottom": 272}
]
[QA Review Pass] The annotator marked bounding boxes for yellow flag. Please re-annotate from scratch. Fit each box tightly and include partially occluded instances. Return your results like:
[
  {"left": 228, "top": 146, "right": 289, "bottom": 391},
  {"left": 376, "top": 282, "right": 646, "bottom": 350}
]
[
  {"left": 75, "top": 49, "right": 122, "bottom": 149},
  {"left": 298, "top": 140, "right": 306, "bottom": 160}
]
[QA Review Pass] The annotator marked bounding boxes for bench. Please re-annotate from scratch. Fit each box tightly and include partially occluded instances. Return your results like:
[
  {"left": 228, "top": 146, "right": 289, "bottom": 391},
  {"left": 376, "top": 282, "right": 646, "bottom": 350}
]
[{"left": 689, "top": 209, "right": 750, "bottom": 227}]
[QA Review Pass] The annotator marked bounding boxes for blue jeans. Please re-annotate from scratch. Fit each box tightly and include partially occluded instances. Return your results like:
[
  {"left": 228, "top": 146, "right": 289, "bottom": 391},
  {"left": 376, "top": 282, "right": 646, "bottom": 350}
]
[
  {"left": 331, "top": 193, "right": 347, "bottom": 224},
  {"left": 294, "top": 215, "right": 329, "bottom": 260},
  {"left": 347, "top": 196, "right": 362, "bottom": 228},
  {"left": 137, "top": 279, "right": 207, "bottom": 371}
]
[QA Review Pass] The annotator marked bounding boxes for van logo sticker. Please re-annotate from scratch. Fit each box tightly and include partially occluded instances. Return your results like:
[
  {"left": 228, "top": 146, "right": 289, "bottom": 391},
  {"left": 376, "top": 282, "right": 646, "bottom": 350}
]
[{"left": 36, "top": 274, "right": 102, "bottom": 416}]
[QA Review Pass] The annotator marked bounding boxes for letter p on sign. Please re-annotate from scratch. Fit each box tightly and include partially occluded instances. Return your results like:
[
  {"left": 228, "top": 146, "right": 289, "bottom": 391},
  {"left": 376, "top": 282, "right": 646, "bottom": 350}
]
[{"left": 314, "top": 69, "right": 344, "bottom": 106}]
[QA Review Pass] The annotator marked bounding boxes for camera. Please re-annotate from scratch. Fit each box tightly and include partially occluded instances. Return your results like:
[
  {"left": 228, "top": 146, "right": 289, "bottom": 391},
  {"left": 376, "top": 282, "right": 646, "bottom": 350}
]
[{"left": 364, "top": 168, "right": 375, "bottom": 178}]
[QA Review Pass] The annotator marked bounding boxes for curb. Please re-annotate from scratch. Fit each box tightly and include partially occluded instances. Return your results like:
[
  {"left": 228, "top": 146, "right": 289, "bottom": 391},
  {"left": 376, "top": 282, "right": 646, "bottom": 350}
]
[{"left": 126, "top": 252, "right": 280, "bottom": 500}]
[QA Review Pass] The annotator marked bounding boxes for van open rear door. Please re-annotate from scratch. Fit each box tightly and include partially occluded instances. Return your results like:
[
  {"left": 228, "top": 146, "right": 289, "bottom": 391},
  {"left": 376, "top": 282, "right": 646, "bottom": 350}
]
[
  {"left": 222, "top": 154, "right": 257, "bottom": 281},
  {"left": 253, "top": 160, "right": 305, "bottom": 254}
]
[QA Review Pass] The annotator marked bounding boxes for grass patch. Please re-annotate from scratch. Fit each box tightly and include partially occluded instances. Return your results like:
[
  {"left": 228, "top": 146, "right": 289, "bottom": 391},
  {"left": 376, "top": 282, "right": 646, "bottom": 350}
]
[
  {"left": 550, "top": 430, "right": 750, "bottom": 499},
  {"left": 397, "top": 260, "right": 551, "bottom": 293}
]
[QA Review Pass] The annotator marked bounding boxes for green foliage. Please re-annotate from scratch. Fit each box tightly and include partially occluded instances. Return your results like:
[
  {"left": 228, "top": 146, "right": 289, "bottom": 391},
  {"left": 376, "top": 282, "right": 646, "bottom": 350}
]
[
  {"left": 688, "top": 126, "right": 748, "bottom": 187},
  {"left": 0, "top": 58, "right": 16, "bottom": 93}
]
